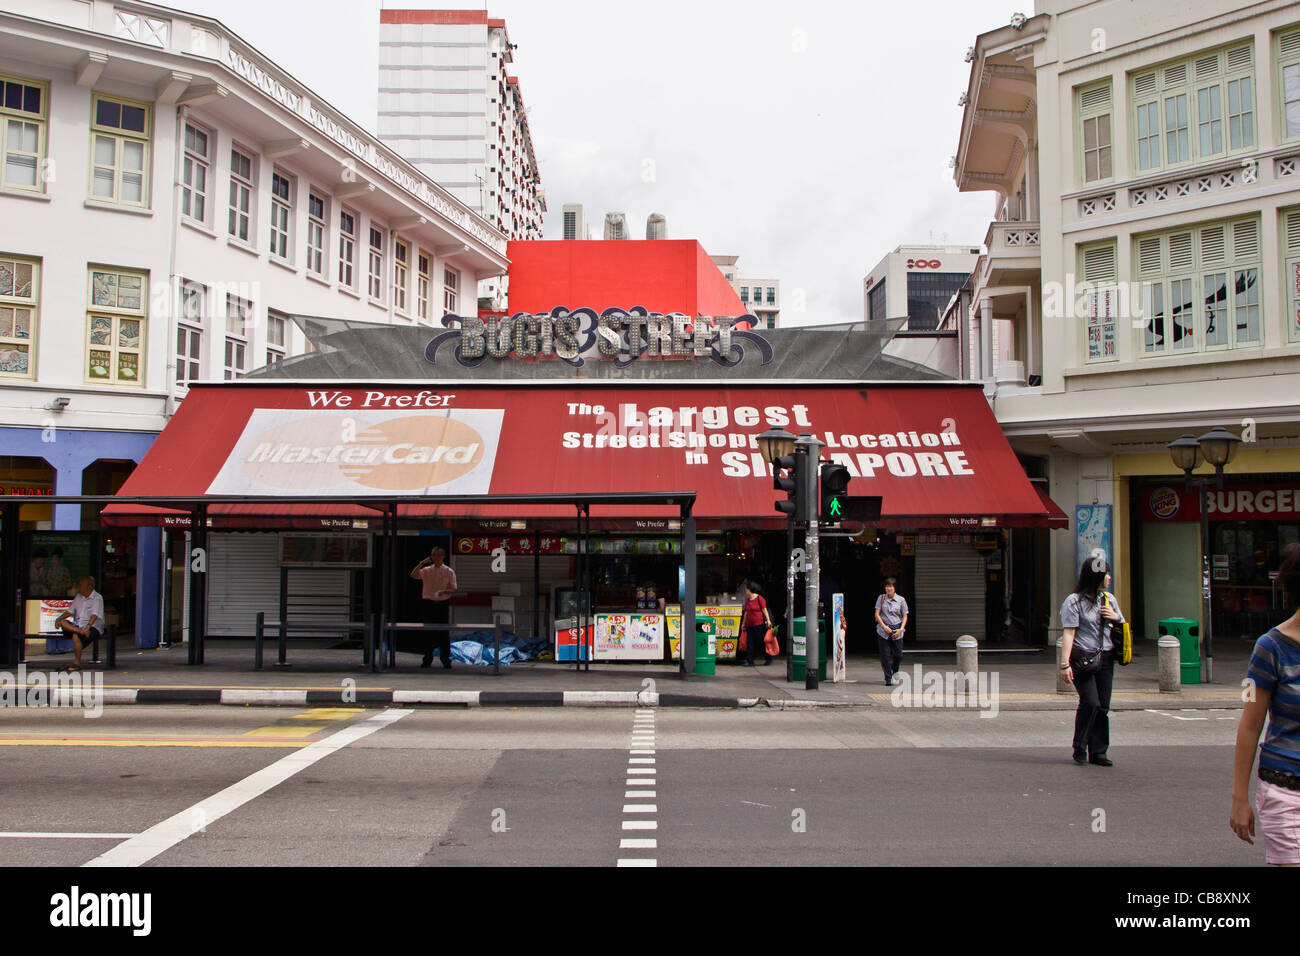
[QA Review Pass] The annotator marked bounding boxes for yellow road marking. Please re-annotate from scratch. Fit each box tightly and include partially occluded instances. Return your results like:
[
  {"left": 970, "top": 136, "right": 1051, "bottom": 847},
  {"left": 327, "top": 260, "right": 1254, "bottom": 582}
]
[
  {"left": 293, "top": 708, "right": 363, "bottom": 721},
  {"left": 242, "top": 725, "right": 326, "bottom": 738},
  {"left": 0, "top": 734, "right": 307, "bottom": 748}
]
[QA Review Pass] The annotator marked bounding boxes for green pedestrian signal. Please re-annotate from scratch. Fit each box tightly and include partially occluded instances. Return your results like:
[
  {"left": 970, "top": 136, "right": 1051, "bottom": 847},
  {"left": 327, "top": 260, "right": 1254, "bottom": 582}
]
[{"left": 819, "top": 462, "right": 851, "bottom": 522}]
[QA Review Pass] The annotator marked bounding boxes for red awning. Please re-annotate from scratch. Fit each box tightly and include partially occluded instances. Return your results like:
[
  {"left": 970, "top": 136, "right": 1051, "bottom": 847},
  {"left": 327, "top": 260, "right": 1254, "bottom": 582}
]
[
  {"left": 1032, "top": 484, "right": 1070, "bottom": 530},
  {"left": 106, "top": 382, "right": 1062, "bottom": 530}
]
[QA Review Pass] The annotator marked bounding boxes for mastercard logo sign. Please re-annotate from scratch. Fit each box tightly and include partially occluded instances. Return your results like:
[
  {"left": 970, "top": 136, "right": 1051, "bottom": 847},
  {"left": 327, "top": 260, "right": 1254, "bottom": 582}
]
[
  {"left": 239, "top": 415, "right": 485, "bottom": 491},
  {"left": 1149, "top": 486, "right": 1180, "bottom": 519}
]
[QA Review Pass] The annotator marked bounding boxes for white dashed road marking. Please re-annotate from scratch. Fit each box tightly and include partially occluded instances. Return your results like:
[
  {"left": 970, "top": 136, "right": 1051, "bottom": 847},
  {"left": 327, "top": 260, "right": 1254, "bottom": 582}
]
[{"left": 617, "top": 709, "right": 659, "bottom": 867}]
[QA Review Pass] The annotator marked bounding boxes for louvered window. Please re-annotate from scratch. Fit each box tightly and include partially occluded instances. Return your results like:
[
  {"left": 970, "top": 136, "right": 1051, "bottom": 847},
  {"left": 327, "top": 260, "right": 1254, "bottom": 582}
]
[
  {"left": 1078, "top": 82, "right": 1113, "bottom": 183},
  {"left": 1284, "top": 208, "right": 1300, "bottom": 343},
  {"left": 1131, "top": 43, "right": 1254, "bottom": 172},
  {"left": 1280, "top": 29, "right": 1300, "bottom": 140},
  {"left": 1080, "top": 243, "right": 1118, "bottom": 362},
  {"left": 1134, "top": 216, "right": 1261, "bottom": 356}
]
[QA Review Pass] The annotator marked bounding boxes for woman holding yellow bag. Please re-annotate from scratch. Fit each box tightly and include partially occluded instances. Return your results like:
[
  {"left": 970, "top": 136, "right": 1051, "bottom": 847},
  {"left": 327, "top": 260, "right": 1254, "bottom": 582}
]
[{"left": 1060, "top": 552, "right": 1125, "bottom": 767}]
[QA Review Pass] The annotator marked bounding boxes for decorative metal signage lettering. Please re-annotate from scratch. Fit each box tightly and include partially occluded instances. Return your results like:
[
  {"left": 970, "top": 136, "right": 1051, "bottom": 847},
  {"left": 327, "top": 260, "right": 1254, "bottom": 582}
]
[{"left": 424, "top": 308, "right": 774, "bottom": 369}]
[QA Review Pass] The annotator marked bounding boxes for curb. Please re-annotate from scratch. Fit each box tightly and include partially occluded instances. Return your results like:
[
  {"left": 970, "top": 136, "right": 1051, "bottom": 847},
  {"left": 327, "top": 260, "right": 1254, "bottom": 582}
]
[{"left": 4, "top": 687, "right": 1248, "bottom": 711}]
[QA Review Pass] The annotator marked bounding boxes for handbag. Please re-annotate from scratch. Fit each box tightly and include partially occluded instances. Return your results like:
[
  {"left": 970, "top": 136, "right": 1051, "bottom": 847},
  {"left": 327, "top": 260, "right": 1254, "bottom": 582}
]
[
  {"left": 1102, "top": 591, "right": 1132, "bottom": 666},
  {"left": 1070, "top": 647, "right": 1102, "bottom": 674}
]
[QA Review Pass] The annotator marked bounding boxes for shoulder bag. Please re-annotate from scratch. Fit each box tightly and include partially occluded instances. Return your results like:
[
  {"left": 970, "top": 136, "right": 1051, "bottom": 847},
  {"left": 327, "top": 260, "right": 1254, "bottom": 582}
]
[{"left": 1069, "top": 595, "right": 1103, "bottom": 674}]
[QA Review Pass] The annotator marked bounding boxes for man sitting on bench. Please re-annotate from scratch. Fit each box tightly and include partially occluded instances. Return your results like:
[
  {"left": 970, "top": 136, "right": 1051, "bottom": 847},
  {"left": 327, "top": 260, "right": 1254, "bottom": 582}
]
[{"left": 53, "top": 576, "right": 104, "bottom": 672}]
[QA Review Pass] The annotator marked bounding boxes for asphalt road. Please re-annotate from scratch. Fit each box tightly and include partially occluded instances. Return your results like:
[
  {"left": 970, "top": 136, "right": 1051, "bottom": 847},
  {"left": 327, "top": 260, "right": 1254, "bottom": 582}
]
[{"left": 0, "top": 705, "right": 1256, "bottom": 867}]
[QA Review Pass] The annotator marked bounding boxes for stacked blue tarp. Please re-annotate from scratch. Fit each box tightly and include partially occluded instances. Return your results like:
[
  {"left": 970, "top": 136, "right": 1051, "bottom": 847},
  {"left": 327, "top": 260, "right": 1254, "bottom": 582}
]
[{"left": 449, "top": 630, "right": 549, "bottom": 666}]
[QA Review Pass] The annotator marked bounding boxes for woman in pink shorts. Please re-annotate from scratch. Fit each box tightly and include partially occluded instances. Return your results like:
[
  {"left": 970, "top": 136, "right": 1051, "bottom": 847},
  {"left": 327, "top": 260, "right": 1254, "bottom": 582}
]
[{"left": 1230, "top": 543, "right": 1300, "bottom": 866}]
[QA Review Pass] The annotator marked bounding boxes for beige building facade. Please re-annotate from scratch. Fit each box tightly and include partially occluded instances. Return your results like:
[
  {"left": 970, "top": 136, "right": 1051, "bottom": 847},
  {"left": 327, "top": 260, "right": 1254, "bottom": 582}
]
[{"left": 956, "top": 1, "right": 1300, "bottom": 652}]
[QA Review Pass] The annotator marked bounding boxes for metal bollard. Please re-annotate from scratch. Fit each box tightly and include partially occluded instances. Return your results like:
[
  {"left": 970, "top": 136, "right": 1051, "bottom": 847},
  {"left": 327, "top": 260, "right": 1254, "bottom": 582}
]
[
  {"left": 275, "top": 618, "right": 289, "bottom": 668},
  {"left": 255, "top": 612, "right": 264, "bottom": 670},
  {"left": 956, "top": 635, "right": 978, "bottom": 675},
  {"left": 1158, "top": 635, "right": 1181, "bottom": 693},
  {"left": 1055, "top": 638, "right": 1072, "bottom": 694},
  {"left": 493, "top": 619, "right": 502, "bottom": 676}
]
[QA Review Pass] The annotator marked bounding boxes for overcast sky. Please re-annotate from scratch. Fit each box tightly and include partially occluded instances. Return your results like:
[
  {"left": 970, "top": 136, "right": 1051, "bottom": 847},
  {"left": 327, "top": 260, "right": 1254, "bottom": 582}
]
[{"left": 180, "top": 0, "right": 1017, "bottom": 324}]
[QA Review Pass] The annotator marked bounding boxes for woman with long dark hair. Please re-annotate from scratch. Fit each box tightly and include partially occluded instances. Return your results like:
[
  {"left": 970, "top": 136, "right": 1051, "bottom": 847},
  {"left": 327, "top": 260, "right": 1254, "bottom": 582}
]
[
  {"left": 1230, "top": 543, "right": 1300, "bottom": 866},
  {"left": 1060, "top": 551, "right": 1124, "bottom": 766}
]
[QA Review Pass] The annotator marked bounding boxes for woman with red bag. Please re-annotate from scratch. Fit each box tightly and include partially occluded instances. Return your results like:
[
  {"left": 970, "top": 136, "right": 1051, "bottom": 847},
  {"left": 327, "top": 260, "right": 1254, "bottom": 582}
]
[{"left": 742, "top": 580, "right": 774, "bottom": 666}]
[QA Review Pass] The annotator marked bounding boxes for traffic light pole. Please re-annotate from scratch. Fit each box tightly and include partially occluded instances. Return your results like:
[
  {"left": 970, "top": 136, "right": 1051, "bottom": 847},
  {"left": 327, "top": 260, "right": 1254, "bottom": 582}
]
[
  {"left": 785, "top": 514, "right": 795, "bottom": 683},
  {"left": 795, "top": 435, "right": 823, "bottom": 691}
]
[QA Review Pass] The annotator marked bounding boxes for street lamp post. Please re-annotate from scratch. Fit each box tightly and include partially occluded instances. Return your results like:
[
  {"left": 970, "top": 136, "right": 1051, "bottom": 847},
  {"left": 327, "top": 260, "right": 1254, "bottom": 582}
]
[
  {"left": 758, "top": 427, "right": 798, "bottom": 682},
  {"left": 1167, "top": 427, "right": 1242, "bottom": 684}
]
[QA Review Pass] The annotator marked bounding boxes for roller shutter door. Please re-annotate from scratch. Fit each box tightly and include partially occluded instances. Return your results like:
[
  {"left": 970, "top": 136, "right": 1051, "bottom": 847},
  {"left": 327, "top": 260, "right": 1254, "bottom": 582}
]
[
  {"left": 206, "top": 533, "right": 353, "bottom": 637},
  {"left": 207, "top": 533, "right": 279, "bottom": 637},
  {"left": 913, "top": 543, "right": 986, "bottom": 642}
]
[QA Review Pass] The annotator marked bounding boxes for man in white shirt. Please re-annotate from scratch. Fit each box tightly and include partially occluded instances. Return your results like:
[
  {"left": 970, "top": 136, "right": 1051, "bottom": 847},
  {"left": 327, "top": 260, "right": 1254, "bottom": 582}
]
[{"left": 53, "top": 576, "right": 104, "bottom": 671}]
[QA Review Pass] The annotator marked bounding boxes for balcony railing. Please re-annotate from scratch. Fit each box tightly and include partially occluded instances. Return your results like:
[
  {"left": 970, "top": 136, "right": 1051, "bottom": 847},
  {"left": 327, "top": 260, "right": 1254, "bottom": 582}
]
[{"left": 984, "top": 219, "right": 1041, "bottom": 257}]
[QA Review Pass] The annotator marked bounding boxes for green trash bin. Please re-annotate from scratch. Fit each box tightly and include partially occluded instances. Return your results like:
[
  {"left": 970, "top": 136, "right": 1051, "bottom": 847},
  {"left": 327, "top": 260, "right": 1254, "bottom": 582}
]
[
  {"left": 790, "top": 616, "right": 828, "bottom": 682},
  {"left": 1159, "top": 617, "right": 1201, "bottom": 685},
  {"left": 693, "top": 616, "right": 717, "bottom": 676}
]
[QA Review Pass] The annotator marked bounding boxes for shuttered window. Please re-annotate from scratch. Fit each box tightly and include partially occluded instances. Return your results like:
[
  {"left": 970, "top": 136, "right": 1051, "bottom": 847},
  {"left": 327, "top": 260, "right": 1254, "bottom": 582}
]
[
  {"left": 1077, "top": 82, "right": 1113, "bottom": 184},
  {"left": 1131, "top": 43, "right": 1254, "bottom": 172},
  {"left": 1133, "top": 216, "right": 1261, "bottom": 356},
  {"left": 1284, "top": 207, "right": 1300, "bottom": 344},
  {"left": 1279, "top": 28, "right": 1300, "bottom": 140},
  {"left": 1080, "top": 242, "right": 1118, "bottom": 362}
]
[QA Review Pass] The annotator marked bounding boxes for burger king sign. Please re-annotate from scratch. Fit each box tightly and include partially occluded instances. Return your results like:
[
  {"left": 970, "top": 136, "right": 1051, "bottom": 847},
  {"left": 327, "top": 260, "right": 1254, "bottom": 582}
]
[{"left": 1148, "top": 486, "right": 1181, "bottom": 519}]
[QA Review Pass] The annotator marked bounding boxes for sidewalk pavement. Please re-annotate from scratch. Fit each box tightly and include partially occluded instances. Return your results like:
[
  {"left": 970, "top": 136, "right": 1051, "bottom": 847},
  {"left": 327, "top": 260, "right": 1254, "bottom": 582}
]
[{"left": 10, "top": 636, "right": 1258, "bottom": 711}]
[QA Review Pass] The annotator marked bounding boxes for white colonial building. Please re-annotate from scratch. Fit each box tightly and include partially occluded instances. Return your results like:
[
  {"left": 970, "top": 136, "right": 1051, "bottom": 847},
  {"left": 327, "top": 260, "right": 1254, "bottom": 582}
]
[
  {"left": 955, "top": 1, "right": 1300, "bottom": 653},
  {"left": 0, "top": 0, "right": 508, "bottom": 645}
]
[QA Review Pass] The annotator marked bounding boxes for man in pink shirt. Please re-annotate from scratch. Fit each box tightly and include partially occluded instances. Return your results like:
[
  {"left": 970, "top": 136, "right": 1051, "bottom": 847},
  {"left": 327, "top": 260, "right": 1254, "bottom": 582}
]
[{"left": 410, "top": 546, "right": 458, "bottom": 669}]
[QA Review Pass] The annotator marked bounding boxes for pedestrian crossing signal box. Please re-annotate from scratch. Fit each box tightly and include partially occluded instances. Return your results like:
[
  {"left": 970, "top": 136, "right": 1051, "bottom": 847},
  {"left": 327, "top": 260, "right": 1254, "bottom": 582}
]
[
  {"left": 820, "top": 460, "right": 881, "bottom": 524},
  {"left": 823, "top": 495, "right": 882, "bottom": 522}
]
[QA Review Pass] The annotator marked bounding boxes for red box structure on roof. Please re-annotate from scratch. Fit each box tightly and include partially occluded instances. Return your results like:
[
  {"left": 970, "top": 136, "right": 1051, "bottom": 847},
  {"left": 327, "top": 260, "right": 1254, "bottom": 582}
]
[{"left": 505, "top": 240, "right": 746, "bottom": 317}]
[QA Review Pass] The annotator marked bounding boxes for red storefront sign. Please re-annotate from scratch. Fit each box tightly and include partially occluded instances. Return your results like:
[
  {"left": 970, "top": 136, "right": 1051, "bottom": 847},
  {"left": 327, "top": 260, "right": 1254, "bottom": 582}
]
[{"left": 1140, "top": 482, "right": 1300, "bottom": 522}]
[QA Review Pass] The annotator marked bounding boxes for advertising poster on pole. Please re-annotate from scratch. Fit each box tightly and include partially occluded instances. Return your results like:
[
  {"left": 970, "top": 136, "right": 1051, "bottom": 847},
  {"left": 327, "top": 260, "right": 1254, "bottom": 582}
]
[{"left": 831, "top": 593, "right": 847, "bottom": 682}]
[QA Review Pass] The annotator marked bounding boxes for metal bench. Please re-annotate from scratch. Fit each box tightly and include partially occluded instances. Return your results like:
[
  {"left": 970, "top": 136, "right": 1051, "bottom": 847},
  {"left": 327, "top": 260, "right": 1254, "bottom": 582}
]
[{"left": 254, "top": 612, "right": 379, "bottom": 670}]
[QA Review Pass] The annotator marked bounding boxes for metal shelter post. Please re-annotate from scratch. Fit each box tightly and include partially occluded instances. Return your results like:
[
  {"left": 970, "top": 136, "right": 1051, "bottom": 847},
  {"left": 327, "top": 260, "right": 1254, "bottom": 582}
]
[
  {"left": 682, "top": 504, "right": 696, "bottom": 675},
  {"left": 533, "top": 530, "right": 541, "bottom": 643},
  {"left": 188, "top": 504, "right": 207, "bottom": 665},
  {"left": 1, "top": 501, "right": 19, "bottom": 667},
  {"left": 387, "top": 503, "right": 398, "bottom": 666}
]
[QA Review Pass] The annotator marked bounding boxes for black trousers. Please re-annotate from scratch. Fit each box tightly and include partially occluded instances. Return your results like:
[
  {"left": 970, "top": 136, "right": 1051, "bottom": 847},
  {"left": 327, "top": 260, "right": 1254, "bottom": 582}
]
[
  {"left": 1071, "top": 651, "right": 1115, "bottom": 757},
  {"left": 421, "top": 600, "right": 451, "bottom": 665},
  {"left": 745, "top": 624, "right": 771, "bottom": 665},
  {"left": 878, "top": 635, "right": 902, "bottom": 678}
]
